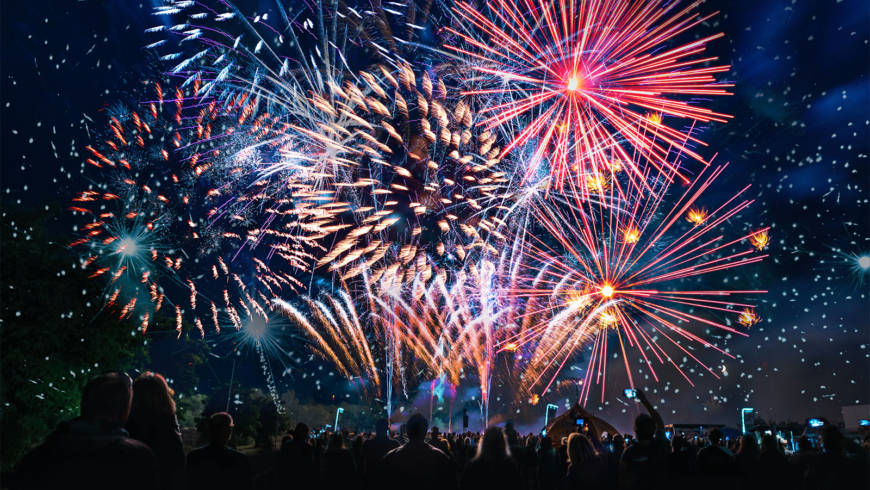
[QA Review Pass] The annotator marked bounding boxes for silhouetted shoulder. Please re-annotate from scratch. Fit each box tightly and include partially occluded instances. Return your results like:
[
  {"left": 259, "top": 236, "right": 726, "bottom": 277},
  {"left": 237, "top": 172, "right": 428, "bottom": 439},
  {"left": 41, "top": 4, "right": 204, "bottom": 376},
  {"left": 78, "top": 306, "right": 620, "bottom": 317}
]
[
  {"left": 188, "top": 445, "right": 249, "bottom": 466},
  {"left": 430, "top": 444, "right": 452, "bottom": 461},
  {"left": 187, "top": 445, "right": 208, "bottom": 462},
  {"left": 119, "top": 436, "right": 156, "bottom": 454},
  {"left": 12, "top": 431, "right": 158, "bottom": 490},
  {"left": 383, "top": 445, "right": 403, "bottom": 459}
]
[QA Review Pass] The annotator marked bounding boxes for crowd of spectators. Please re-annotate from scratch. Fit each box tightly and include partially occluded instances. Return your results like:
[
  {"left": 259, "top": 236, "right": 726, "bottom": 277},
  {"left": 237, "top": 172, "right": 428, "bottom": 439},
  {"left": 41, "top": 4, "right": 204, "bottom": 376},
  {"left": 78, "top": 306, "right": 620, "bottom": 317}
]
[{"left": 8, "top": 371, "right": 869, "bottom": 489}]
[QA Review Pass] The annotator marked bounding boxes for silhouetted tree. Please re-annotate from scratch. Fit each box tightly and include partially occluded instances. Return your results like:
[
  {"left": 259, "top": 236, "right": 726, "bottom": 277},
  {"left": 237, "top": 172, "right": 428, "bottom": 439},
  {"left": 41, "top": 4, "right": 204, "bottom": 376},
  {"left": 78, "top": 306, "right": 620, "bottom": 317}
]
[{"left": 0, "top": 209, "right": 147, "bottom": 471}]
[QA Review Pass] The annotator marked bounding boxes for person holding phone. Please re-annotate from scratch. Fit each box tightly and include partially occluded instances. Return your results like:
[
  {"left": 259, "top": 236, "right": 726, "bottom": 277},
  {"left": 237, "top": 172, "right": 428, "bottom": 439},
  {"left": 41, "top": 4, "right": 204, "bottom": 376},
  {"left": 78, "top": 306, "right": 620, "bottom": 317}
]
[{"left": 618, "top": 389, "right": 669, "bottom": 489}]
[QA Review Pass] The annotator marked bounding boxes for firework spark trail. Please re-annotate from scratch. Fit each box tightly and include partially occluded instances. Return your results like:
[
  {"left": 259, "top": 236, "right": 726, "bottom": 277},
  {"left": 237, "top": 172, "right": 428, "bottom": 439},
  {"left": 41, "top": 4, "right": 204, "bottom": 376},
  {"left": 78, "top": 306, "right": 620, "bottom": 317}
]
[
  {"left": 444, "top": 0, "right": 732, "bottom": 193},
  {"left": 274, "top": 291, "right": 381, "bottom": 392},
  {"left": 369, "top": 252, "right": 528, "bottom": 423}
]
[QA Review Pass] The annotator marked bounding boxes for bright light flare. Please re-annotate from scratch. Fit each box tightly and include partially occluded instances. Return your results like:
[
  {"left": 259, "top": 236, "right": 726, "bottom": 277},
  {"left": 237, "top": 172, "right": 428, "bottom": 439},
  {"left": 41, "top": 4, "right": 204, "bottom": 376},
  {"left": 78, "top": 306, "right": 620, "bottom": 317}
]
[
  {"left": 115, "top": 237, "right": 140, "bottom": 258},
  {"left": 686, "top": 207, "right": 708, "bottom": 226},
  {"left": 622, "top": 226, "right": 641, "bottom": 244},
  {"left": 565, "top": 73, "right": 583, "bottom": 92},
  {"left": 749, "top": 229, "right": 770, "bottom": 251},
  {"left": 737, "top": 308, "right": 760, "bottom": 327},
  {"left": 243, "top": 317, "right": 269, "bottom": 342}
]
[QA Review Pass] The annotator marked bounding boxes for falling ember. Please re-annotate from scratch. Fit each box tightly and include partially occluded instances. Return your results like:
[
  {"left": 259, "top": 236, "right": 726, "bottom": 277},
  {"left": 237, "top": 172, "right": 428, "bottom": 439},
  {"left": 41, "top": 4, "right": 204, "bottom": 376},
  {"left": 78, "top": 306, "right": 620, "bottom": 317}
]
[
  {"left": 585, "top": 175, "right": 609, "bottom": 193},
  {"left": 565, "top": 289, "right": 592, "bottom": 309},
  {"left": 646, "top": 113, "right": 663, "bottom": 125},
  {"left": 622, "top": 226, "right": 641, "bottom": 244},
  {"left": 749, "top": 229, "right": 770, "bottom": 251},
  {"left": 498, "top": 342, "right": 519, "bottom": 353},
  {"left": 598, "top": 309, "right": 619, "bottom": 327},
  {"left": 737, "top": 308, "right": 761, "bottom": 327},
  {"left": 686, "top": 207, "right": 709, "bottom": 226}
]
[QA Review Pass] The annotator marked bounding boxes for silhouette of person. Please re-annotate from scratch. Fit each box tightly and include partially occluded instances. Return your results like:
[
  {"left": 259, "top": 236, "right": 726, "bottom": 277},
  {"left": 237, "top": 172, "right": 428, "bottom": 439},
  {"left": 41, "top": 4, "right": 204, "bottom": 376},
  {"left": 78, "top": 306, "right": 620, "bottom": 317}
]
[
  {"left": 696, "top": 428, "right": 735, "bottom": 489},
  {"left": 126, "top": 372, "right": 185, "bottom": 490},
  {"left": 734, "top": 434, "right": 760, "bottom": 490},
  {"left": 669, "top": 434, "right": 697, "bottom": 487},
  {"left": 382, "top": 413, "right": 457, "bottom": 490},
  {"left": 756, "top": 434, "right": 787, "bottom": 487},
  {"left": 619, "top": 389, "right": 669, "bottom": 489},
  {"left": 279, "top": 422, "right": 317, "bottom": 487},
  {"left": 321, "top": 432, "right": 357, "bottom": 490},
  {"left": 186, "top": 412, "right": 252, "bottom": 490},
  {"left": 12, "top": 372, "right": 158, "bottom": 490},
  {"left": 789, "top": 435, "right": 817, "bottom": 484},
  {"left": 460, "top": 426, "right": 522, "bottom": 490},
  {"left": 804, "top": 424, "right": 869, "bottom": 489},
  {"left": 537, "top": 435, "right": 561, "bottom": 490},
  {"left": 362, "top": 418, "right": 399, "bottom": 489}
]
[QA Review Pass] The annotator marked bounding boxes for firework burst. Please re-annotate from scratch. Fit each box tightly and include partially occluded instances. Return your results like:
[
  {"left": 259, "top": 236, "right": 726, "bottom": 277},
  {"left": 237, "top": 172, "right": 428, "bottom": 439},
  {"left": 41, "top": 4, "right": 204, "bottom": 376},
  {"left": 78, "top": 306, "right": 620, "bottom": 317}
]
[
  {"left": 444, "top": 0, "right": 732, "bottom": 192},
  {"left": 151, "top": 1, "right": 515, "bottom": 291},
  {"left": 63, "top": 0, "right": 769, "bottom": 409},
  {"left": 68, "top": 82, "right": 217, "bottom": 331},
  {"left": 505, "top": 162, "right": 767, "bottom": 403}
]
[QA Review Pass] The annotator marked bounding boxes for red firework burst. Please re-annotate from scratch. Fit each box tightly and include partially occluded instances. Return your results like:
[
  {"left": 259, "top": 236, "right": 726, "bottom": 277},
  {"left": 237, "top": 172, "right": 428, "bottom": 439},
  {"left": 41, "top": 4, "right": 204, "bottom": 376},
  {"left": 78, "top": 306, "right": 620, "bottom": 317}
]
[
  {"left": 503, "top": 162, "right": 767, "bottom": 403},
  {"left": 445, "top": 0, "right": 733, "bottom": 192}
]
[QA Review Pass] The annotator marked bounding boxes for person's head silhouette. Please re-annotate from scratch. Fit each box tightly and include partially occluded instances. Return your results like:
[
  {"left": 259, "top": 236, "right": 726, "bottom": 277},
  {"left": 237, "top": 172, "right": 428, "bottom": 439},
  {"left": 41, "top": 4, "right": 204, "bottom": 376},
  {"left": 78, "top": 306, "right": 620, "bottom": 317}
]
[
  {"left": 568, "top": 433, "right": 597, "bottom": 465},
  {"left": 634, "top": 414, "right": 655, "bottom": 442},
  {"left": 476, "top": 426, "right": 509, "bottom": 460},
  {"left": 81, "top": 372, "right": 133, "bottom": 426},
  {"left": 738, "top": 434, "right": 758, "bottom": 455},
  {"left": 328, "top": 432, "right": 344, "bottom": 450},
  {"left": 406, "top": 413, "right": 428, "bottom": 442},
  {"left": 708, "top": 428, "right": 724, "bottom": 447},
  {"left": 294, "top": 422, "right": 310, "bottom": 441},
  {"left": 375, "top": 418, "right": 390, "bottom": 438},
  {"left": 798, "top": 435, "right": 813, "bottom": 452},
  {"left": 208, "top": 412, "right": 234, "bottom": 447}
]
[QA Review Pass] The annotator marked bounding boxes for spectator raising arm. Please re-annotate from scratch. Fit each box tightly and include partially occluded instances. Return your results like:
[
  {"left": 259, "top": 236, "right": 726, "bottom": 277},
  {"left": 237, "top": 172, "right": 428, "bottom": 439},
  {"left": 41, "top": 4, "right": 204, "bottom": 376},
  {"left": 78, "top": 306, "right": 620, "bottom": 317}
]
[{"left": 635, "top": 390, "right": 664, "bottom": 434}]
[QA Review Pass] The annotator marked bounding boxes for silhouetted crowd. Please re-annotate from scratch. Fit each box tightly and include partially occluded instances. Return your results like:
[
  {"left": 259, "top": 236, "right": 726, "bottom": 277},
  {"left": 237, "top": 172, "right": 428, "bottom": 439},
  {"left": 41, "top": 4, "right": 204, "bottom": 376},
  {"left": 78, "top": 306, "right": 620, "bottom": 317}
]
[{"left": 8, "top": 372, "right": 870, "bottom": 489}]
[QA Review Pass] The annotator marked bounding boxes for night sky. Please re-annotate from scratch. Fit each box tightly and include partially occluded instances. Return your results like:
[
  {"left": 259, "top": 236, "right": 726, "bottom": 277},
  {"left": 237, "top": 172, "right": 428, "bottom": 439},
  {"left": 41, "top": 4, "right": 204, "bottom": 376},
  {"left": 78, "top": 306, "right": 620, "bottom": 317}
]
[{"left": 2, "top": 0, "right": 868, "bottom": 433}]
